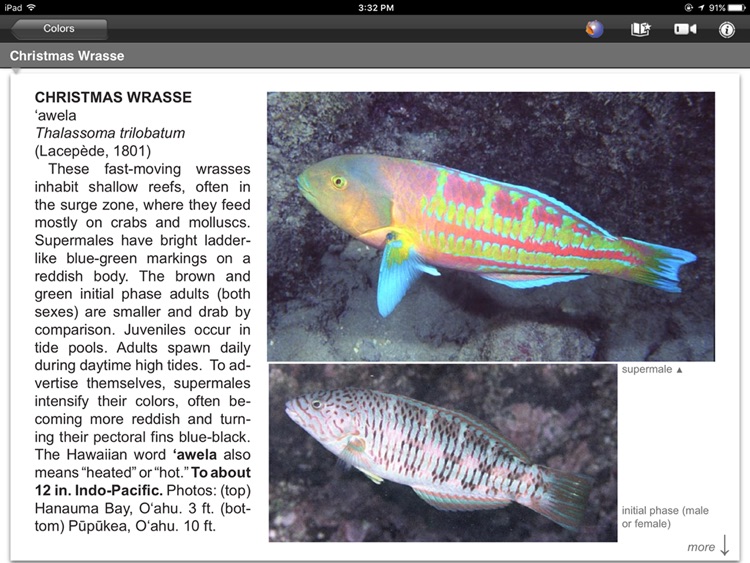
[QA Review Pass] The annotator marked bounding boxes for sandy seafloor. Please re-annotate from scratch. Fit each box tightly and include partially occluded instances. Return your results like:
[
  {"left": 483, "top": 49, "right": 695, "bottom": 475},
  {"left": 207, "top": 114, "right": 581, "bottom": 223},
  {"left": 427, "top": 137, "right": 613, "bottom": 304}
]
[
  {"left": 269, "top": 364, "right": 617, "bottom": 542},
  {"left": 267, "top": 92, "right": 715, "bottom": 362}
]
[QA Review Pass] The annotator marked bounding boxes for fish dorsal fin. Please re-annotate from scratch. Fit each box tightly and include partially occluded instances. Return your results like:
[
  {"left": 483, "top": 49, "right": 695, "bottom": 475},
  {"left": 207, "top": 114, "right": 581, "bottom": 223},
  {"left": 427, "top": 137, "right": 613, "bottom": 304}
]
[
  {"left": 412, "top": 486, "right": 512, "bottom": 511},
  {"left": 377, "top": 231, "right": 439, "bottom": 317},
  {"left": 440, "top": 406, "right": 532, "bottom": 463},
  {"left": 479, "top": 272, "right": 589, "bottom": 289},
  {"left": 483, "top": 430, "right": 532, "bottom": 463}
]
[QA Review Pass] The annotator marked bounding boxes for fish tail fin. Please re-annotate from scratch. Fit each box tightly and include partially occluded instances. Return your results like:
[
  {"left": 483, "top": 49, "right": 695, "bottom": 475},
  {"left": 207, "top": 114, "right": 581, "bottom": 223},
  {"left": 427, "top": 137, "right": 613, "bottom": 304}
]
[
  {"left": 522, "top": 466, "right": 594, "bottom": 531},
  {"left": 621, "top": 237, "right": 697, "bottom": 293}
]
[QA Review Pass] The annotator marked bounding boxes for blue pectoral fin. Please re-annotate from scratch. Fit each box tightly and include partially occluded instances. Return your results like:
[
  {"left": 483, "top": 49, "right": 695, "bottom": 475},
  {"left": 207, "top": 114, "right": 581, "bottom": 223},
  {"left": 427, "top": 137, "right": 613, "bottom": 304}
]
[
  {"left": 377, "top": 235, "right": 439, "bottom": 317},
  {"left": 479, "top": 272, "right": 589, "bottom": 289}
]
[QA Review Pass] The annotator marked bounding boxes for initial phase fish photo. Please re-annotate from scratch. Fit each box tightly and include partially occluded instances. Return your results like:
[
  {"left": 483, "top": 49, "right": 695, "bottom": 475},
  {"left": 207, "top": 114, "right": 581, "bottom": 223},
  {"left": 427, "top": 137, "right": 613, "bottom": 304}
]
[
  {"left": 267, "top": 92, "right": 715, "bottom": 362},
  {"left": 269, "top": 363, "right": 617, "bottom": 542}
]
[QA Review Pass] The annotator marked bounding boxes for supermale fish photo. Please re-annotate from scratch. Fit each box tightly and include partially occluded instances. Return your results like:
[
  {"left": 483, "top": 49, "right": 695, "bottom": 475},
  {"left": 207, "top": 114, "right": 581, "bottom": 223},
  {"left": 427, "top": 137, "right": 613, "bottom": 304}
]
[
  {"left": 286, "top": 388, "right": 594, "bottom": 531},
  {"left": 298, "top": 155, "right": 697, "bottom": 317}
]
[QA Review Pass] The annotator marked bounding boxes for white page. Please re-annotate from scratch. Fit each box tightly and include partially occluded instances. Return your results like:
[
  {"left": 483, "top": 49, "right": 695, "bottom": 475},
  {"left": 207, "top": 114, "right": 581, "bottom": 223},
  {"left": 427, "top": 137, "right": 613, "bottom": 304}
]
[{"left": 7, "top": 70, "right": 739, "bottom": 561}]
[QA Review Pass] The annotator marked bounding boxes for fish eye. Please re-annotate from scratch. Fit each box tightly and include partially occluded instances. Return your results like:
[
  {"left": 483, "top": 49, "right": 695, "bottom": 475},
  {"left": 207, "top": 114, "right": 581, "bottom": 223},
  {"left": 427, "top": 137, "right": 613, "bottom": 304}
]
[
  {"left": 311, "top": 400, "right": 323, "bottom": 409},
  {"left": 331, "top": 175, "right": 348, "bottom": 190}
]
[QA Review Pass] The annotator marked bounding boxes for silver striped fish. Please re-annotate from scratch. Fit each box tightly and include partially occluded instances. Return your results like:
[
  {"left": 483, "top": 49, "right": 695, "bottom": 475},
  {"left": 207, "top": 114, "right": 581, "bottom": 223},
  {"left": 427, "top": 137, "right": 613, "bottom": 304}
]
[{"left": 285, "top": 388, "right": 593, "bottom": 531}]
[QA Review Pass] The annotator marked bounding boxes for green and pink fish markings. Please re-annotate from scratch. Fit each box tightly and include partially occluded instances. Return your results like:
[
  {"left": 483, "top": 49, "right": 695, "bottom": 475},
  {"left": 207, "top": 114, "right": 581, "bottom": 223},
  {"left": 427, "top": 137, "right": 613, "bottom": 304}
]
[
  {"left": 286, "top": 388, "right": 594, "bottom": 531},
  {"left": 298, "top": 154, "right": 697, "bottom": 317}
]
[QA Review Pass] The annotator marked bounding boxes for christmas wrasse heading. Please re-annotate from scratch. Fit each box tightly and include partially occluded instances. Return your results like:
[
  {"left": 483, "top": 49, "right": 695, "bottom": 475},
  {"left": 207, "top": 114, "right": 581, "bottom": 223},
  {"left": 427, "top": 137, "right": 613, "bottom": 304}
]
[{"left": 298, "top": 154, "right": 697, "bottom": 317}]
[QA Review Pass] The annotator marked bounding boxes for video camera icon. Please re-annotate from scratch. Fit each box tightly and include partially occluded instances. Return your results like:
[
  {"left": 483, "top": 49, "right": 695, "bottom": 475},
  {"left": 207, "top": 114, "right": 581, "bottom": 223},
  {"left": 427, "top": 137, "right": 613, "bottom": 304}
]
[{"left": 674, "top": 23, "right": 698, "bottom": 35}]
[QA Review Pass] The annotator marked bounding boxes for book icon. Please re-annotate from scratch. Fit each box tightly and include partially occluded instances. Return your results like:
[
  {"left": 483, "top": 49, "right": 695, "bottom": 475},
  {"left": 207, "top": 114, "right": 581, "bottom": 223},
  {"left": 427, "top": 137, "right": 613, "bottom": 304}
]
[{"left": 631, "top": 22, "right": 652, "bottom": 37}]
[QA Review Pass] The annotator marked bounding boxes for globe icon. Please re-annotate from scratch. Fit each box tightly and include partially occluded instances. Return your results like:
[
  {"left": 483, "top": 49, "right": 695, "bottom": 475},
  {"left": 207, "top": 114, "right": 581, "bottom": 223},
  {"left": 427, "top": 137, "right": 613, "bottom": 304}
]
[{"left": 586, "top": 20, "right": 604, "bottom": 38}]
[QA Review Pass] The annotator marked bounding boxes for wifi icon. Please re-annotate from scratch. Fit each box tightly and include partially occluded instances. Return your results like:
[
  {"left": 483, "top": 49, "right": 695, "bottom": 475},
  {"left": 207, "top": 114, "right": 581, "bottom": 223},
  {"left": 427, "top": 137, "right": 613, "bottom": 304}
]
[{"left": 26, "top": 4, "right": 36, "bottom": 10}]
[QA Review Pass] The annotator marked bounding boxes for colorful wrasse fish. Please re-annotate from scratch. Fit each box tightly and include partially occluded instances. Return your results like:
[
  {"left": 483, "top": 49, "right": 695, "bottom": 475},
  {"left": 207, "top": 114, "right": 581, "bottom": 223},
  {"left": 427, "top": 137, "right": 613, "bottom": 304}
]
[
  {"left": 286, "top": 388, "right": 594, "bottom": 531},
  {"left": 298, "top": 154, "right": 697, "bottom": 317}
]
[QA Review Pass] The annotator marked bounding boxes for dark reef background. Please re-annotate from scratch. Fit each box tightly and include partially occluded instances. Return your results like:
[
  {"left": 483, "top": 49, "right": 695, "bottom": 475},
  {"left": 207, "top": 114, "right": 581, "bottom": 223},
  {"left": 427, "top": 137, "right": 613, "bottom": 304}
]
[
  {"left": 269, "top": 364, "right": 617, "bottom": 542},
  {"left": 267, "top": 92, "right": 714, "bottom": 361}
]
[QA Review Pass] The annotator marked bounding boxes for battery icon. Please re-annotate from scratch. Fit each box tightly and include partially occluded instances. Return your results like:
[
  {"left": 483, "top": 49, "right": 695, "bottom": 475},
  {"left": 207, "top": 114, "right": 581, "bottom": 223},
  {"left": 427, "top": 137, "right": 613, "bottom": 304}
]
[{"left": 728, "top": 4, "right": 746, "bottom": 11}]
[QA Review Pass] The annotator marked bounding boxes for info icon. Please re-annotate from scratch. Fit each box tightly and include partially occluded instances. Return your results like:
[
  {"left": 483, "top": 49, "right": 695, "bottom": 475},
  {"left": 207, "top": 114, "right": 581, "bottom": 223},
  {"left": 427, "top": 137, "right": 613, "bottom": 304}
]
[
  {"left": 719, "top": 21, "right": 735, "bottom": 38},
  {"left": 586, "top": 20, "right": 604, "bottom": 38}
]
